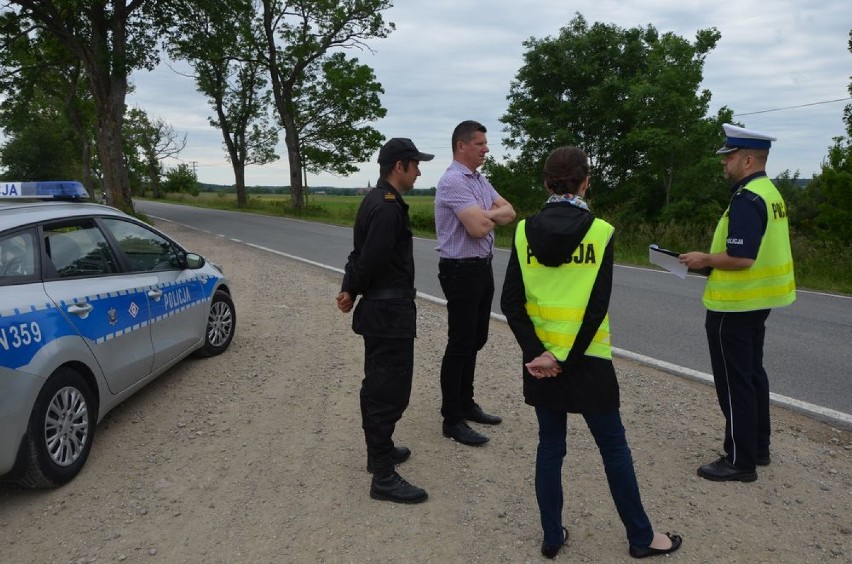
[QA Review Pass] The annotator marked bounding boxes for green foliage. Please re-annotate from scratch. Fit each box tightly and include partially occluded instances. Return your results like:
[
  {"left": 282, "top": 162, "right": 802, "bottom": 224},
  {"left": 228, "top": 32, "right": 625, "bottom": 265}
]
[
  {"left": 123, "top": 107, "right": 187, "bottom": 197},
  {"left": 0, "top": 121, "right": 80, "bottom": 180},
  {"left": 811, "top": 137, "right": 852, "bottom": 245},
  {"left": 299, "top": 53, "right": 387, "bottom": 177},
  {"left": 482, "top": 157, "right": 546, "bottom": 215},
  {"left": 257, "top": 0, "right": 395, "bottom": 210},
  {"left": 0, "top": 12, "right": 95, "bottom": 186},
  {"left": 163, "top": 163, "right": 199, "bottom": 196},
  {"left": 500, "top": 13, "right": 729, "bottom": 221},
  {"left": 165, "top": 0, "right": 277, "bottom": 208}
]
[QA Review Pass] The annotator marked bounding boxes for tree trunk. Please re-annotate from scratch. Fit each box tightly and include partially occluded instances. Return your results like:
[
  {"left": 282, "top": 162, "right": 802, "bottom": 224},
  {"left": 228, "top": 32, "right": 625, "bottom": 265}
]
[
  {"left": 234, "top": 164, "right": 247, "bottom": 208},
  {"left": 282, "top": 111, "right": 304, "bottom": 211}
]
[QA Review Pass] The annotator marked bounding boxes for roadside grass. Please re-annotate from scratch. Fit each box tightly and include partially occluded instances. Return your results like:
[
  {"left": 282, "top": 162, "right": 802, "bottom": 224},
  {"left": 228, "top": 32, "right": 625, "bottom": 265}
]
[{"left": 148, "top": 191, "right": 851, "bottom": 295}]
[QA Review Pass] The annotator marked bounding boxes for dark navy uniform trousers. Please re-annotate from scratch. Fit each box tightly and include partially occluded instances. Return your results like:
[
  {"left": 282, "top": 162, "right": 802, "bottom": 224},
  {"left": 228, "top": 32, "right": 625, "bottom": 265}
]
[{"left": 705, "top": 308, "right": 772, "bottom": 471}]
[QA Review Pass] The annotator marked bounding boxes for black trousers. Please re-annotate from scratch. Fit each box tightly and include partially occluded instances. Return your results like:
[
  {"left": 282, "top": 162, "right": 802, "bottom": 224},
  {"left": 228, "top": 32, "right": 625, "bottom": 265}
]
[
  {"left": 361, "top": 335, "right": 414, "bottom": 461},
  {"left": 705, "top": 309, "right": 772, "bottom": 471},
  {"left": 438, "top": 259, "right": 494, "bottom": 423}
]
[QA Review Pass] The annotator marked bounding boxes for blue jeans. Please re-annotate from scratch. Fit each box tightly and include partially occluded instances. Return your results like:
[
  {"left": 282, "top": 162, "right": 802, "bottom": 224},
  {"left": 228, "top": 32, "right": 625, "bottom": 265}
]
[{"left": 534, "top": 407, "right": 654, "bottom": 548}]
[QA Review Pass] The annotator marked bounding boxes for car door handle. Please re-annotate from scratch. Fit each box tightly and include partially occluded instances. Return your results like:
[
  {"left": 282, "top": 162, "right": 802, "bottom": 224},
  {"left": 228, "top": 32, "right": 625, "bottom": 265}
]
[
  {"left": 67, "top": 303, "right": 93, "bottom": 318},
  {"left": 147, "top": 288, "right": 163, "bottom": 301}
]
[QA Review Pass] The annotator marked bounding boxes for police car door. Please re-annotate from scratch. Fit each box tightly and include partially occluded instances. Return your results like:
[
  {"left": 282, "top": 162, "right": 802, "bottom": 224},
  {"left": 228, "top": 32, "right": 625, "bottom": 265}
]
[
  {"left": 41, "top": 219, "right": 155, "bottom": 394},
  {"left": 0, "top": 228, "right": 97, "bottom": 379},
  {"left": 98, "top": 218, "right": 205, "bottom": 373}
]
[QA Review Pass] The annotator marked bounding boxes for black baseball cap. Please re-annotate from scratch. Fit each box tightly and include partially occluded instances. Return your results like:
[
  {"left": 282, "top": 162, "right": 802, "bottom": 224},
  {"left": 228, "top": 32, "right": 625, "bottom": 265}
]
[{"left": 377, "top": 138, "right": 434, "bottom": 166}]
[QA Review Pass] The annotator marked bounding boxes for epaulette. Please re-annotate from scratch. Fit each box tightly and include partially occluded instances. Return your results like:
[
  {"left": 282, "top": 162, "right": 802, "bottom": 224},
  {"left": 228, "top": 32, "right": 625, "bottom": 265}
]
[{"left": 384, "top": 192, "right": 397, "bottom": 201}]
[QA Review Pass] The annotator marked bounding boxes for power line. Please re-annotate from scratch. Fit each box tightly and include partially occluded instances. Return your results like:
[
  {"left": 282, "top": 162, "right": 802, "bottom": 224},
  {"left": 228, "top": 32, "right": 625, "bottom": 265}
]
[{"left": 733, "top": 97, "right": 852, "bottom": 117}]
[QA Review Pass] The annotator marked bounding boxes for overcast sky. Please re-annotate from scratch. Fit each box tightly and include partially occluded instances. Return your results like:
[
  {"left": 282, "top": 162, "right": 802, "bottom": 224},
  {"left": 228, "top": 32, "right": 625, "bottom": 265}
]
[{"left": 127, "top": 0, "right": 852, "bottom": 190}]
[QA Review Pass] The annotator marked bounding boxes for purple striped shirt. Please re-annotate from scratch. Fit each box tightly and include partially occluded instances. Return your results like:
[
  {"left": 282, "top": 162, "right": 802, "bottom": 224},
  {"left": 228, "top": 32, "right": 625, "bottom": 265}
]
[{"left": 434, "top": 160, "right": 501, "bottom": 258}]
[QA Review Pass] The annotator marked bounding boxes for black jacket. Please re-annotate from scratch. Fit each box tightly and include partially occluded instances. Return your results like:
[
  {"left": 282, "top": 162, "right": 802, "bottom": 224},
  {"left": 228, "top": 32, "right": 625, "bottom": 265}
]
[
  {"left": 501, "top": 202, "right": 619, "bottom": 413},
  {"left": 341, "top": 180, "right": 416, "bottom": 338}
]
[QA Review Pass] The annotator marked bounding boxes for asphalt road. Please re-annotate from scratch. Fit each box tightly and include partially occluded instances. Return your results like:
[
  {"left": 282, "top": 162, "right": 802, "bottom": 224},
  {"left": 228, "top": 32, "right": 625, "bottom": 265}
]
[{"left": 137, "top": 200, "right": 852, "bottom": 419}]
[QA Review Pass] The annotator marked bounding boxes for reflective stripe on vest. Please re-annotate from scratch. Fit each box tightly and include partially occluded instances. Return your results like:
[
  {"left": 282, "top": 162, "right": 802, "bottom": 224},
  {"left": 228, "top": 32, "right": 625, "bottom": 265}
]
[
  {"left": 703, "top": 176, "right": 796, "bottom": 311},
  {"left": 515, "top": 218, "right": 614, "bottom": 360}
]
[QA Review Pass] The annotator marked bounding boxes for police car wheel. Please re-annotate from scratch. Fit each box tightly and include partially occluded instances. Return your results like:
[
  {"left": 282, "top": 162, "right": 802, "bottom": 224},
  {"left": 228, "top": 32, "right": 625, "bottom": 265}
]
[
  {"left": 197, "top": 290, "right": 235, "bottom": 357},
  {"left": 19, "top": 367, "right": 96, "bottom": 488}
]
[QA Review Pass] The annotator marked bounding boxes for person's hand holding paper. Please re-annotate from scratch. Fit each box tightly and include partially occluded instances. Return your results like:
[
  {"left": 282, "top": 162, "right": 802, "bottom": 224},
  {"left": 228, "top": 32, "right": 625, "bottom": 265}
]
[{"left": 649, "top": 244, "right": 687, "bottom": 279}]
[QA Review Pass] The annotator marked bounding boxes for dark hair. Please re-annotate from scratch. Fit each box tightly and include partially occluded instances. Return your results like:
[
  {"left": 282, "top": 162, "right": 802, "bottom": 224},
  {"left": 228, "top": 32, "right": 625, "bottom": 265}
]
[
  {"left": 379, "top": 158, "right": 414, "bottom": 180},
  {"left": 543, "top": 146, "right": 589, "bottom": 195},
  {"left": 451, "top": 120, "right": 486, "bottom": 153}
]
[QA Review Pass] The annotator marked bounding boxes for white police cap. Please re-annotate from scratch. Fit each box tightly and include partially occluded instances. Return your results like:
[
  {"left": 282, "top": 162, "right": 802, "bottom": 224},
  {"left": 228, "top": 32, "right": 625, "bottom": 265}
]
[{"left": 716, "top": 123, "right": 776, "bottom": 154}]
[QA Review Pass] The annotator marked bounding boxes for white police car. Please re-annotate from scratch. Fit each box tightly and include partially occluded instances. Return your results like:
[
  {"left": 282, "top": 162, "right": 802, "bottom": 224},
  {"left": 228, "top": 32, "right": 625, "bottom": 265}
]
[{"left": 0, "top": 181, "right": 235, "bottom": 488}]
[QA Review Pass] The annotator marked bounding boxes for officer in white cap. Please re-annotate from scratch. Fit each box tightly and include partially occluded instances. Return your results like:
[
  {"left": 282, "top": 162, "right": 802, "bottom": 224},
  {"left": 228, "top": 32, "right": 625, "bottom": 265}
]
[{"left": 679, "top": 123, "right": 796, "bottom": 483}]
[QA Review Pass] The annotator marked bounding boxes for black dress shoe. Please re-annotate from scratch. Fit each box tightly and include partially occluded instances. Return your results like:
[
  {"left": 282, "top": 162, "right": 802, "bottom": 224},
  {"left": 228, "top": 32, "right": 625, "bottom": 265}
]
[
  {"left": 757, "top": 452, "right": 771, "bottom": 466},
  {"left": 366, "top": 446, "right": 412, "bottom": 472},
  {"left": 629, "top": 532, "right": 683, "bottom": 559},
  {"left": 442, "top": 421, "right": 489, "bottom": 446},
  {"left": 541, "top": 526, "right": 568, "bottom": 559},
  {"left": 697, "top": 456, "right": 757, "bottom": 482},
  {"left": 370, "top": 471, "right": 428, "bottom": 504},
  {"left": 464, "top": 404, "right": 502, "bottom": 425}
]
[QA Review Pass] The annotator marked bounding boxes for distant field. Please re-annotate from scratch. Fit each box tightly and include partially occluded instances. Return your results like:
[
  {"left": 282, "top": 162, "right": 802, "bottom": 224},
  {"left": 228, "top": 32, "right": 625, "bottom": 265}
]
[{"left": 153, "top": 191, "right": 851, "bottom": 295}]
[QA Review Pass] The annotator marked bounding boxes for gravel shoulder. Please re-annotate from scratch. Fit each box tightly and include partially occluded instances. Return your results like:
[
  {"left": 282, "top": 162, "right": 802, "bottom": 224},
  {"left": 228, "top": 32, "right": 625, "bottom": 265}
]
[{"left": 1, "top": 220, "right": 850, "bottom": 564}]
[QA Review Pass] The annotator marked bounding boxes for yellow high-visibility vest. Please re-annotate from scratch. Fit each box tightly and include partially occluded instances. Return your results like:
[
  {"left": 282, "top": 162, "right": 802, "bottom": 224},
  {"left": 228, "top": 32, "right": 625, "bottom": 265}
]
[
  {"left": 516, "top": 218, "right": 614, "bottom": 361},
  {"left": 704, "top": 176, "right": 796, "bottom": 311}
]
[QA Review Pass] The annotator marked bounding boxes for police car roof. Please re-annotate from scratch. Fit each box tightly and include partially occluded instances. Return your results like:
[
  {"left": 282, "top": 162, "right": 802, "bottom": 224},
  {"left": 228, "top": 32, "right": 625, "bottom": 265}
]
[
  {"left": 0, "top": 181, "right": 123, "bottom": 232},
  {"left": 1, "top": 180, "right": 89, "bottom": 200}
]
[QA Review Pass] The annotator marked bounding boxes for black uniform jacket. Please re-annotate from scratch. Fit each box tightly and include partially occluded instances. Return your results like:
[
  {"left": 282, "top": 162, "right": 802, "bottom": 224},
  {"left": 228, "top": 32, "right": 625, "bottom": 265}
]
[
  {"left": 501, "top": 202, "right": 619, "bottom": 413},
  {"left": 341, "top": 180, "right": 416, "bottom": 339}
]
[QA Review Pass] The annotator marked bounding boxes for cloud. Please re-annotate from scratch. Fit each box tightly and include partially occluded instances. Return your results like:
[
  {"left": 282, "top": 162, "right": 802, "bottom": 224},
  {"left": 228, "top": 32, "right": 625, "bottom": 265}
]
[{"left": 120, "top": 1, "right": 852, "bottom": 186}]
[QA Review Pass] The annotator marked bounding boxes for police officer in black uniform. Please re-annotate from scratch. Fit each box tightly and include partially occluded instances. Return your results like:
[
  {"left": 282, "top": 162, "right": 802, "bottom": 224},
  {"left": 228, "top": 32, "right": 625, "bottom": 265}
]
[{"left": 336, "top": 138, "right": 433, "bottom": 504}]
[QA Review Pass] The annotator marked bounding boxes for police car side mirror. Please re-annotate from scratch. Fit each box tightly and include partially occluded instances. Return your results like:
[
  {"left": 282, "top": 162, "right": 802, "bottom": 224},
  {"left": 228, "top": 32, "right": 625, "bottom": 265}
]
[{"left": 185, "top": 253, "right": 206, "bottom": 269}]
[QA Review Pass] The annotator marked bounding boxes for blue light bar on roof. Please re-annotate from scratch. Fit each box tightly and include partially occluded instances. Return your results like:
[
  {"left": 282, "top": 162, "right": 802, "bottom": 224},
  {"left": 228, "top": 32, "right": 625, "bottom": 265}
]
[{"left": 0, "top": 181, "right": 89, "bottom": 199}]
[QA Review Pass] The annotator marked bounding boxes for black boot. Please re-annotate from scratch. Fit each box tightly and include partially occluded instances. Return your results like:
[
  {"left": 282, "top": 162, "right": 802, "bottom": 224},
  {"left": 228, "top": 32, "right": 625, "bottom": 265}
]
[
  {"left": 366, "top": 446, "right": 411, "bottom": 473},
  {"left": 369, "top": 457, "right": 427, "bottom": 504}
]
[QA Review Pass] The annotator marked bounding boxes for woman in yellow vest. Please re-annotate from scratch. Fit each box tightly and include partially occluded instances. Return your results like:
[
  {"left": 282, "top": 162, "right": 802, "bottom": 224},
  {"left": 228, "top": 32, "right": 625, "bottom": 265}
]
[{"left": 501, "top": 146, "right": 682, "bottom": 559}]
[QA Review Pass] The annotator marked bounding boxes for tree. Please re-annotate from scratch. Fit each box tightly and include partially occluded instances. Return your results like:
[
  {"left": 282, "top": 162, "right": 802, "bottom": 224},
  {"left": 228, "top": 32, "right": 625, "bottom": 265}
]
[
  {"left": 162, "top": 162, "right": 198, "bottom": 195},
  {"left": 257, "top": 0, "right": 393, "bottom": 211},
  {"left": 165, "top": 0, "right": 277, "bottom": 208},
  {"left": 123, "top": 107, "right": 187, "bottom": 198},
  {"left": 4, "top": 0, "right": 162, "bottom": 212},
  {"left": 0, "top": 13, "right": 96, "bottom": 189},
  {"left": 810, "top": 137, "right": 852, "bottom": 245},
  {"left": 500, "top": 14, "right": 725, "bottom": 222}
]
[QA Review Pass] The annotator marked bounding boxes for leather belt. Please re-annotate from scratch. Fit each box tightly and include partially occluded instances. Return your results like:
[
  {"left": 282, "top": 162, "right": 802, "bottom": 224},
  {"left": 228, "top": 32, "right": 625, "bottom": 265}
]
[
  {"left": 362, "top": 288, "right": 417, "bottom": 300},
  {"left": 439, "top": 254, "right": 493, "bottom": 265}
]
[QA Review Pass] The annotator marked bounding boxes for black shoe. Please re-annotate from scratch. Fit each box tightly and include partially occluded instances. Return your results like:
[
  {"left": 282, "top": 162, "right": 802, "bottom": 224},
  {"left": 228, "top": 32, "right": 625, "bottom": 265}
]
[
  {"left": 366, "top": 446, "right": 412, "bottom": 473},
  {"left": 541, "top": 526, "right": 568, "bottom": 559},
  {"left": 757, "top": 452, "right": 771, "bottom": 466},
  {"left": 442, "top": 421, "right": 489, "bottom": 446},
  {"left": 697, "top": 456, "right": 757, "bottom": 482},
  {"left": 464, "top": 404, "right": 502, "bottom": 425},
  {"left": 629, "top": 533, "right": 683, "bottom": 559},
  {"left": 370, "top": 471, "right": 428, "bottom": 504}
]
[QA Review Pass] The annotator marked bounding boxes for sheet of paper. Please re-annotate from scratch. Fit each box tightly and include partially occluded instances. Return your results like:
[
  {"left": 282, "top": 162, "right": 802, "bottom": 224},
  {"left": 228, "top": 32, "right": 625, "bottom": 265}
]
[{"left": 649, "top": 244, "right": 687, "bottom": 279}]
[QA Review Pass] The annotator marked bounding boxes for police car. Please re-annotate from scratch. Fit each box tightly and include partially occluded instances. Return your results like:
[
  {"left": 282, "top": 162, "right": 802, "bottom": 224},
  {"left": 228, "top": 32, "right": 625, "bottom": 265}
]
[{"left": 0, "top": 181, "right": 236, "bottom": 488}]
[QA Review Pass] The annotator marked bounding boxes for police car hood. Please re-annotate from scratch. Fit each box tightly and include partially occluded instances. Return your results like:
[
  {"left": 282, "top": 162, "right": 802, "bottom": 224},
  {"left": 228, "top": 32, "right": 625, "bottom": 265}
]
[{"left": 524, "top": 203, "right": 595, "bottom": 267}]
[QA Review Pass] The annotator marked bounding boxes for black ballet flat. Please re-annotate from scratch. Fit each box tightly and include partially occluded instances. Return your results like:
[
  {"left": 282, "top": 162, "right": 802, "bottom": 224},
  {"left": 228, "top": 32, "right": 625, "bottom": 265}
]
[
  {"left": 541, "top": 526, "right": 569, "bottom": 559},
  {"left": 629, "top": 532, "right": 682, "bottom": 559}
]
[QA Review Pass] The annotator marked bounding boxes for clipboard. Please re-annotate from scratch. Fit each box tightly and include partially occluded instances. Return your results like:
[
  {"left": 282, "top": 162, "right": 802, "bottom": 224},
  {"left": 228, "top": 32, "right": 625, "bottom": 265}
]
[{"left": 649, "top": 244, "right": 687, "bottom": 279}]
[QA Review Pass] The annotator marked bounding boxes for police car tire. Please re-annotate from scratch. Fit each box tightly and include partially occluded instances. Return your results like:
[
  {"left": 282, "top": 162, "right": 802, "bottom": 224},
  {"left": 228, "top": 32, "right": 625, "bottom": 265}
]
[
  {"left": 19, "top": 367, "right": 96, "bottom": 488},
  {"left": 197, "top": 290, "right": 235, "bottom": 357}
]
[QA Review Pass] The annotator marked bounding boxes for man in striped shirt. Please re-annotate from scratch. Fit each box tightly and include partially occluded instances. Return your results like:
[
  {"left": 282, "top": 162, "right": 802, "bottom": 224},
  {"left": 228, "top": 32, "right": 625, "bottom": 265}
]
[{"left": 435, "top": 120, "right": 516, "bottom": 446}]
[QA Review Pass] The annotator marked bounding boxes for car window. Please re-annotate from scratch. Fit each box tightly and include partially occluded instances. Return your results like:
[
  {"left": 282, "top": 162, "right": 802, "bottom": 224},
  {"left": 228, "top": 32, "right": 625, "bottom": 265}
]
[
  {"left": 0, "top": 230, "right": 38, "bottom": 285},
  {"left": 101, "top": 218, "right": 183, "bottom": 272},
  {"left": 44, "top": 221, "right": 120, "bottom": 278}
]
